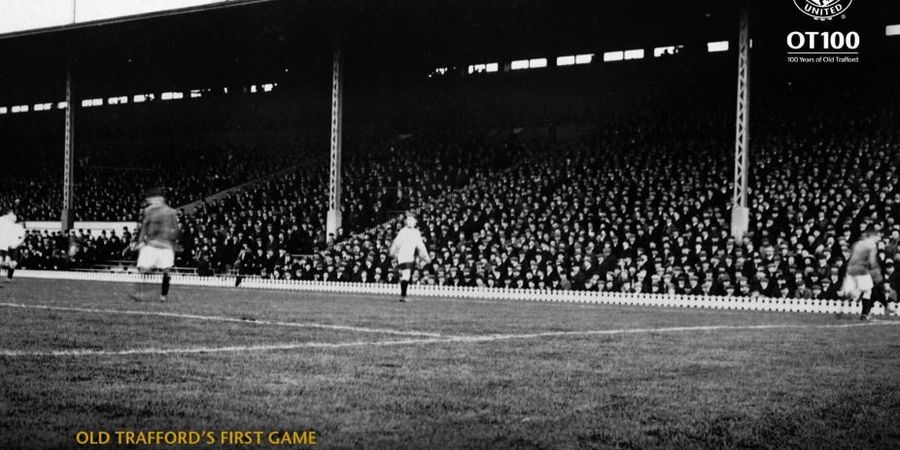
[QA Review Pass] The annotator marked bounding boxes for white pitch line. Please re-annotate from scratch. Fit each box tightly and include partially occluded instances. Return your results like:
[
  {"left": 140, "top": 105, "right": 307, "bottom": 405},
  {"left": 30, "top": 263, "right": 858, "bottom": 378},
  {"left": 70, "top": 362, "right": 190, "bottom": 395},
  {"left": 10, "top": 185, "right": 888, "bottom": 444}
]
[
  {"left": 1, "top": 320, "right": 897, "bottom": 358},
  {"left": 0, "top": 338, "right": 447, "bottom": 357},
  {"left": 472, "top": 320, "right": 900, "bottom": 341},
  {"left": 0, "top": 302, "right": 444, "bottom": 338}
]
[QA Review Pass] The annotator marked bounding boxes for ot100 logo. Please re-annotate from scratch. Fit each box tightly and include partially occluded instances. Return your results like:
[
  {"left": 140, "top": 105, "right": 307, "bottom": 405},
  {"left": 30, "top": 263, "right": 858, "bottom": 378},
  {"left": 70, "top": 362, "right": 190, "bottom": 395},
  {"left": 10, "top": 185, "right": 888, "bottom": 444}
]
[{"left": 786, "top": 31, "right": 860, "bottom": 50}]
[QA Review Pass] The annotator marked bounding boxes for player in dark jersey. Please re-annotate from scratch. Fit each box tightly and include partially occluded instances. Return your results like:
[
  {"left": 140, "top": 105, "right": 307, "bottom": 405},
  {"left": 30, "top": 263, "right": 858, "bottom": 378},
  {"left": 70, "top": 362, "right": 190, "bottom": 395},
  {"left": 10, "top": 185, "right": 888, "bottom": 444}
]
[
  {"left": 842, "top": 227, "right": 883, "bottom": 320},
  {"left": 130, "top": 188, "right": 179, "bottom": 302}
]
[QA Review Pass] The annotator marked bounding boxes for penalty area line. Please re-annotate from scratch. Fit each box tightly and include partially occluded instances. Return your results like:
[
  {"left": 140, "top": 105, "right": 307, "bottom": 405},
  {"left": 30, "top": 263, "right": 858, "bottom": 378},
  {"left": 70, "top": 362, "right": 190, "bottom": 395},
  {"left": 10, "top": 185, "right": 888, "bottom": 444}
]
[
  {"left": 0, "top": 302, "right": 444, "bottom": 338},
  {"left": 1, "top": 320, "right": 898, "bottom": 357}
]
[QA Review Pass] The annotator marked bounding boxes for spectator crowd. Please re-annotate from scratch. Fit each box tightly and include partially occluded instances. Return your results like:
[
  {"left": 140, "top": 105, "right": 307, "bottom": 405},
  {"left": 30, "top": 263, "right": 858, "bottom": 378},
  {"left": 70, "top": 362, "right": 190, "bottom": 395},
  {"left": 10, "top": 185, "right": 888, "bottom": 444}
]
[
  {"left": 6, "top": 91, "right": 900, "bottom": 302},
  {"left": 0, "top": 143, "right": 309, "bottom": 221}
]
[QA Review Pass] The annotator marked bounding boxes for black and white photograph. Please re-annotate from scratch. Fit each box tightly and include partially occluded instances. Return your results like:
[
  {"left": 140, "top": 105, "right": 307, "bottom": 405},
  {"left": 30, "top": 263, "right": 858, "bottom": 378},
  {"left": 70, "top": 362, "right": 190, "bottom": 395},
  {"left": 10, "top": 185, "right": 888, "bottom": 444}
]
[{"left": 1, "top": 0, "right": 900, "bottom": 448}]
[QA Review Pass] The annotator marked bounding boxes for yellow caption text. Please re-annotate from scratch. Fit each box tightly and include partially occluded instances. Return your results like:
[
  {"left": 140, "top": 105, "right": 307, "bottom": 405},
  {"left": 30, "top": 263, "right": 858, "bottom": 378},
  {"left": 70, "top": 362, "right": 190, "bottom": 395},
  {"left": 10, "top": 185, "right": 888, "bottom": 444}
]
[{"left": 74, "top": 430, "right": 317, "bottom": 446}]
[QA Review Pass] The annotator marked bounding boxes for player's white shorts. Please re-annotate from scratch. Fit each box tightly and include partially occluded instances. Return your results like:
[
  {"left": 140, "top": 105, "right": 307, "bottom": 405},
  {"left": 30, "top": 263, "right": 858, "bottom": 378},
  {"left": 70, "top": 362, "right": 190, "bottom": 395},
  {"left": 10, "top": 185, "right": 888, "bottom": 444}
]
[
  {"left": 0, "top": 253, "right": 15, "bottom": 268},
  {"left": 842, "top": 274, "right": 874, "bottom": 299},
  {"left": 137, "top": 246, "right": 174, "bottom": 270}
]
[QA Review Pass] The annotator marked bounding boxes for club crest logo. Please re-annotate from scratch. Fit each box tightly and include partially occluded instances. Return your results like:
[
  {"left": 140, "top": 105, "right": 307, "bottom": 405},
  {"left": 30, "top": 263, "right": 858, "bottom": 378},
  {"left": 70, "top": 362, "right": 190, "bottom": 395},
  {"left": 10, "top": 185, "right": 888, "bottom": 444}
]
[{"left": 793, "top": 0, "right": 853, "bottom": 21}]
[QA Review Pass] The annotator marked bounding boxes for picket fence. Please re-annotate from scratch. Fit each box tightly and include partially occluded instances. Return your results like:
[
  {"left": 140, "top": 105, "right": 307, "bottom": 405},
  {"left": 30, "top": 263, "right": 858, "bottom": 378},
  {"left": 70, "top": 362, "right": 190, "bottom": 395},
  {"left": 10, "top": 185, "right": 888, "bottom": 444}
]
[{"left": 13, "top": 269, "right": 876, "bottom": 315}]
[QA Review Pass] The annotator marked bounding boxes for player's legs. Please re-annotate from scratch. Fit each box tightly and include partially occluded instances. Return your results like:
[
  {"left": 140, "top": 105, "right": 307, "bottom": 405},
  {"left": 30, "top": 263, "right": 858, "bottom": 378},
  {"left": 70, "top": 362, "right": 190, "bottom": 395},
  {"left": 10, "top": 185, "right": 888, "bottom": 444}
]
[
  {"left": 856, "top": 275, "right": 875, "bottom": 320},
  {"left": 6, "top": 249, "right": 17, "bottom": 280},
  {"left": 398, "top": 262, "right": 413, "bottom": 302},
  {"left": 131, "top": 268, "right": 151, "bottom": 301},
  {"left": 0, "top": 251, "right": 15, "bottom": 282},
  {"left": 133, "top": 247, "right": 159, "bottom": 301},
  {"left": 160, "top": 269, "right": 171, "bottom": 302},
  {"left": 158, "top": 248, "right": 175, "bottom": 302}
]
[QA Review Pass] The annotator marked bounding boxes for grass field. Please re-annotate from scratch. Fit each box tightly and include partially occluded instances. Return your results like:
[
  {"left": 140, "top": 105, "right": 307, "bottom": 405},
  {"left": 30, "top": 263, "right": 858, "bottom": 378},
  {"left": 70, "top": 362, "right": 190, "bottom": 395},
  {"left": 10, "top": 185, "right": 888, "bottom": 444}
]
[{"left": 1, "top": 278, "right": 900, "bottom": 449}]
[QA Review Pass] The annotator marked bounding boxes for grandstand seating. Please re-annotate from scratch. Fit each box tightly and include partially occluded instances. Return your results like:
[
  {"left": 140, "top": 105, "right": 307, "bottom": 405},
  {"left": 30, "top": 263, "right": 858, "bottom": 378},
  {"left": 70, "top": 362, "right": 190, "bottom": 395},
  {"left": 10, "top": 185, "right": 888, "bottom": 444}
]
[{"left": 5, "top": 64, "right": 900, "bottom": 301}]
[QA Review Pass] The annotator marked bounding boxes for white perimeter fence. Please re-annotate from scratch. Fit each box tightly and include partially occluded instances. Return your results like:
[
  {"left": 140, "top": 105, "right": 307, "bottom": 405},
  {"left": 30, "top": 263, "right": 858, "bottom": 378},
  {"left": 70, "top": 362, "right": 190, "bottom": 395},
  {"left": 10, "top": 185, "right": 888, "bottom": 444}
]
[{"left": 13, "top": 269, "right": 883, "bottom": 316}]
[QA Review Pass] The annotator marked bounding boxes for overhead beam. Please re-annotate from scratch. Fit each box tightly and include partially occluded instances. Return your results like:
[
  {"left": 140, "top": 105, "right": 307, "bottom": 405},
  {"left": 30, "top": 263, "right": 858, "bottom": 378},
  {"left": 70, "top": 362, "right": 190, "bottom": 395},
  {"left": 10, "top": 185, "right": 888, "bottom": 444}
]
[{"left": 0, "top": 0, "right": 278, "bottom": 41}]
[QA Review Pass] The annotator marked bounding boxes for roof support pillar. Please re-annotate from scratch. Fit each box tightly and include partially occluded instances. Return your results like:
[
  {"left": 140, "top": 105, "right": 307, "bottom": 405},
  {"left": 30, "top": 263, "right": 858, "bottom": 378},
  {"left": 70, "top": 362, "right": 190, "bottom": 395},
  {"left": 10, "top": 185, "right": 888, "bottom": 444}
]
[
  {"left": 325, "top": 40, "right": 343, "bottom": 244},
  {"left": 61, "top": 61, "right": 75, "bottom": 231},
  {"left": 730, "top": 0, "right": 751, "bottom": 240}
]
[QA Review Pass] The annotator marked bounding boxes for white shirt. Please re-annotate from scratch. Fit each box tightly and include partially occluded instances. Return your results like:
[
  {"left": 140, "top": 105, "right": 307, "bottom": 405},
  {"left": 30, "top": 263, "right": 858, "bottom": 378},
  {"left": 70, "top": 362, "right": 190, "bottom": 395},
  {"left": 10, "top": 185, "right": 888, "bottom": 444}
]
[
  {"left": 0, "top": 213, "right": 25, "bottom": 251},
  {"left": 391, "top": 226, "right": 429, "bottom": 264}
]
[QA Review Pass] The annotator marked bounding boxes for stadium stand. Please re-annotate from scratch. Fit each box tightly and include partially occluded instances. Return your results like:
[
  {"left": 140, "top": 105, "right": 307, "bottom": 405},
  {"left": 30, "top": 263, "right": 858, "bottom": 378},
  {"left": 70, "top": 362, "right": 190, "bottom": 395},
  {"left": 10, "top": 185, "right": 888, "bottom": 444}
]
[
  {"left": 0, "top": 143, "right": 311, "bottom": 221},
  {"left": 4, "top": 58, "right": 899, "bottom": 302},
  {"left": 309, "top": 89, "right": 900, "bottom": 300}
]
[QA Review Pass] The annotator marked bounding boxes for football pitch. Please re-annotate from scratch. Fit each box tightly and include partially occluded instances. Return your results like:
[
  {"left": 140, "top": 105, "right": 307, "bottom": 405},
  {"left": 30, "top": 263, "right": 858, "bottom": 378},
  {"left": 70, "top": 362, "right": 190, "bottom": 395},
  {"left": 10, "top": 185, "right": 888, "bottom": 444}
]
[{"left": 1, "top": 278, "right": 899, "bottom": 449}]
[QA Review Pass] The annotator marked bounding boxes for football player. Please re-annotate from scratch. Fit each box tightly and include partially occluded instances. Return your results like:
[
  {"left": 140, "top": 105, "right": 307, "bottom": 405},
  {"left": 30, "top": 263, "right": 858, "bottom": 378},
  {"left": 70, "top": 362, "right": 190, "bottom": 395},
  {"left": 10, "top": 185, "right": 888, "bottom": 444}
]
[
  {"left": 0, "top": 209, "right": 25, "bottom": 282},
  {"left": 130, "top": 188, "right": 179, "bottom": 302},
  {"left": 842, "top": 227, "right": 882, "bottom": 320},
  {"left": 390, "top": 214, "right": 430, "bottom": 303}
]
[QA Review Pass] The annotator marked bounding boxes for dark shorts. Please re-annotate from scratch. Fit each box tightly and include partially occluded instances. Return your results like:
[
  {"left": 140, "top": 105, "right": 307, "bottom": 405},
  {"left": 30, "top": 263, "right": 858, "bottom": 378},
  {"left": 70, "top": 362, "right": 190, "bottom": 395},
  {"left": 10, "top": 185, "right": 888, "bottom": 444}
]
[
  {"left": 398, "top": 262, "right": 415, "bottom": 271},
  {"left": 0, "top": 248, "right": 16, "bottom": 259}
]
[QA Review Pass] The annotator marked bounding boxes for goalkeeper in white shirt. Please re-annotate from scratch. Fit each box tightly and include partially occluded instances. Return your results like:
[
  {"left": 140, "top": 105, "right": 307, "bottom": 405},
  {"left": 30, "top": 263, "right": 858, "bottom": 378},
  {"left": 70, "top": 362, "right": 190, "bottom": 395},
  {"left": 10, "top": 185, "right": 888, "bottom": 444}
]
[{"left": 390, "top": 214, "right": 430, "bottom": 302}]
